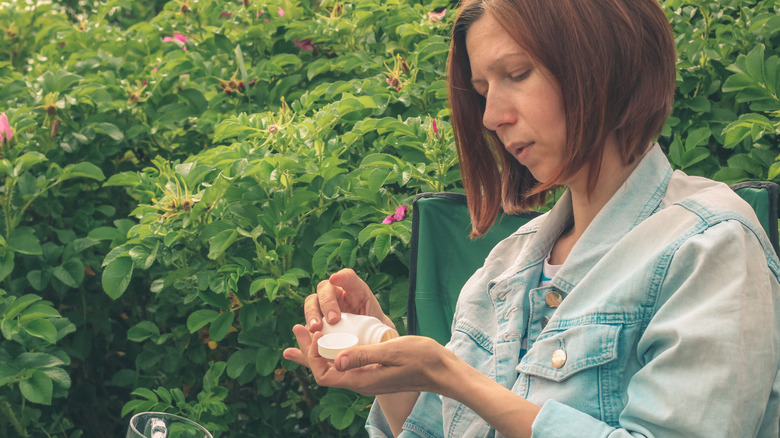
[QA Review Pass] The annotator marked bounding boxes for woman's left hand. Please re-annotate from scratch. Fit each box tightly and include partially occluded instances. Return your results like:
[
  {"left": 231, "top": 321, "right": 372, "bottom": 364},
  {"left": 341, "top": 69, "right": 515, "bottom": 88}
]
[{"left": 284, "top": 324, "right": 457, "bottom": 396}]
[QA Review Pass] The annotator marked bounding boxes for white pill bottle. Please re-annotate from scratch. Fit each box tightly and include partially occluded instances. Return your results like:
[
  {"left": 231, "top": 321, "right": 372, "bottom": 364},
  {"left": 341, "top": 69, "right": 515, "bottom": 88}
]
[{"left": 317, "top": 313, "right": 398, "bottom": 359}]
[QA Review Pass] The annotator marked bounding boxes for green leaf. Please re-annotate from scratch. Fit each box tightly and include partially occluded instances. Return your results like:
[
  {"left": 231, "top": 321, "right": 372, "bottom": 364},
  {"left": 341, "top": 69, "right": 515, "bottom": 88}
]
[
  {"left": 3, "top": 294, "right": 42, "bottom": 320},
  {"left": 722, "top": 73, "right": 754, "bottom": 93},
  {"left": 723, "top": 124, "right": 751, "bottom": 149},
  {"left": 102, "top": 256, "right": 134, "bottom": 299},
  {"left": 727, "top": 154, "right": 763, "bottom": 177},
  {"left": 18, "top": 302, "right": 61, "bottom": 323},
  {"left": 0, "top": 250, "right": 14, "bottom": 282},
  {"left": 93, "top": 122, "right": 124, "bottom": 141},
  {"left": 18, "top": 352, "right": 66, "bottom": 369},
  {"left": 685, "top": 95, "right": 711, "bottom": 113},
  {"left": 745, "top": 44, "right": 766, "bottom": 83},
  {"left": 40, "top": 70, "right": 82, "bottom": 93},
  {"left": 329, "top": 408, "right": 356, "bottom": 430},
  {"left": 255, "top": 346, "right": 281, "bottom": 376},
  {"left": 61, "top": 162, "right": 106, "bottom": 182},
  {"left": 23, "top": 319, "right": 58, "bottom": 344},
  {"left": 713, "top": 167, "right": 748, "bottom": 184},
  {"left": 104, "top": 172, "right": 142, "bottom": 187},
  {"left": 373, "top": 233, "right": 391, "bottom": 262},
  {"left": 769, "top": 162, "right": 780, "bottom": 181},
  {"left": 129, "top": 244, "right": 157, "bottom": 270},
  {"left": 227, "top": 348, "right": 256, "bottom": 379},
  {"left": 127, "top": 321, "right": 160, "bottom": 342},
  {"left": 40, "top": 367, "right": 71, "bottom": 389},
  {"left": 7, "top": 227, "right": 43, "bottom": 255},
  {"left": 20, "top": 371, "right": 53, "bottom": 405},
  {"left": 683, "top": 126, "right": 711, "bottom": 151},
  {"left": 208, "top": 229, "right": 239, "bottom": 260},
  {"left": 121, "top": 399, "right": 149, "bottom": 418},
  {"left": 186, "top": 309, "right": 220, "bottom": 333},
  {"left": 209, "top": 311, "right": 234, "bottom": 342},
  {"left": 52, "top": 258, "right": 85, "bottom": 288},
  {"left": 12, "top": 152, "right": 47, "bottom": 176},
  {"left": 681, "top": 147, "right": 710, "bottom": 169},
  {"left": 131, "top": 387, "right": 159, "bottom": 402}
]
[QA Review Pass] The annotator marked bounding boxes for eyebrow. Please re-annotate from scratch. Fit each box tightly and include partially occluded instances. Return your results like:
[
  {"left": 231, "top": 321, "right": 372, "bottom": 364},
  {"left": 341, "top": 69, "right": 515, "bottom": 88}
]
[{"left": 470, "top": 52, "right": 530, "bottom": 86}]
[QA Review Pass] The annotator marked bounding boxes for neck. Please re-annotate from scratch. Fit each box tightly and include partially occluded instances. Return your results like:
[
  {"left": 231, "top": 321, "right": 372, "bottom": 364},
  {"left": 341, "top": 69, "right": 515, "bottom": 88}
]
[{"left": 550, "top": 139, "right": 652, "bottom": 264}]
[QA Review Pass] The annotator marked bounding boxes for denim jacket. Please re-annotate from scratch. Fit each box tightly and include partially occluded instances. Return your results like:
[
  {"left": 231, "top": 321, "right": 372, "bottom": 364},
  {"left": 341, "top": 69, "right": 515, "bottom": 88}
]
[{"left": 366, "top": 144, "right": 780, "bottom": 437}]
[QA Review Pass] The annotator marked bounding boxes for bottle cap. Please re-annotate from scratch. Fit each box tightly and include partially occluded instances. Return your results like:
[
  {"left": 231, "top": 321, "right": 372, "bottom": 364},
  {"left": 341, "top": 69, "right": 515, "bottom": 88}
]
[
  {"left": 380, "top": 330, "right": 399, "bottom": 342},
  {"left": 317, "top": 333, "right": 359, "bottom": 360}
]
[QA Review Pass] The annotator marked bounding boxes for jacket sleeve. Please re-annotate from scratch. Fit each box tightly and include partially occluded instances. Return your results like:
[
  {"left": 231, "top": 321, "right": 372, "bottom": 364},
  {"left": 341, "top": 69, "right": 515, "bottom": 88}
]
[
  {"left": 531, "top": 220, "right": 780, "bottom": 438},
  {"left": 366, "top": 392, "right": 445, "bottom": 438}
]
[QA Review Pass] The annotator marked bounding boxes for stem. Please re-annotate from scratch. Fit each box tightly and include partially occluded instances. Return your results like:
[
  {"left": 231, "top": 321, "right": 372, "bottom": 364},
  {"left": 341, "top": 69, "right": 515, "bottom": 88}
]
[
  {"left": 0, "top": 401, "right": 27, "bottom": 438},
  {"left": 292, "top": 368, "right": 316, "bottom": 409},
  {"left": 292, "top": 368, "right": 329, "bottom": 434}
]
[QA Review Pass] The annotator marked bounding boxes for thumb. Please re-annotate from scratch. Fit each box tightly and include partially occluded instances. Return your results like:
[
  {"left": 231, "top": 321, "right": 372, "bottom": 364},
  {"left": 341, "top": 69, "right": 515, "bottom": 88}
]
[{"left": 335, "top": 343, "right": 391, "bottom": 372}]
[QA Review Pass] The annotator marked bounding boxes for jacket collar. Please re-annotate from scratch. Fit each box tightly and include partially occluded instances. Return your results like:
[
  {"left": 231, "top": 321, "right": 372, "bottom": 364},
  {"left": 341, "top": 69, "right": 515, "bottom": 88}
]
[{"left": 530, "top": 144, "right": 673, "bottom": 292}]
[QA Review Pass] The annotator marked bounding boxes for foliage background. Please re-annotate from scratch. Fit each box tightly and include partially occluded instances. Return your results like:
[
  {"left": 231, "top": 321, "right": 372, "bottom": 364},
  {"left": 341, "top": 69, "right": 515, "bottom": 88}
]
[{"left": 0, "top": 0, "right": 777, "bottom": 436}]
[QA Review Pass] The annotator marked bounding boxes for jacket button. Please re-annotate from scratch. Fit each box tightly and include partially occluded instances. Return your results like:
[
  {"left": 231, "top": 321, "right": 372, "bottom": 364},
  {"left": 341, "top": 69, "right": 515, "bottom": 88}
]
[
  {"left": 545, "top": 291, "right": 562, "bottom": 308},
  {"left": 551, "top": 349, "right": 567, "bottom": 369},
  {"left": 541, "top": 316, "right": 550, "bottom": 329}
]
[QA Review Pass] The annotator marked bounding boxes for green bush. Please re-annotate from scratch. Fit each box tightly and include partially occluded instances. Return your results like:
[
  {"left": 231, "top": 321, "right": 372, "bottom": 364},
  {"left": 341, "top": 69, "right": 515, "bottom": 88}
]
[{"left": 0, "top": 0, "right": 777, "bottom": 436}]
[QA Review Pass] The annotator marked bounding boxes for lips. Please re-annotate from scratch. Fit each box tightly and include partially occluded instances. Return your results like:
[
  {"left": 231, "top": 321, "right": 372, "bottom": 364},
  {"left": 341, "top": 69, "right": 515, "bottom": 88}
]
[{"left": 507, "top": 141, "right": 534, "bottom": 164}]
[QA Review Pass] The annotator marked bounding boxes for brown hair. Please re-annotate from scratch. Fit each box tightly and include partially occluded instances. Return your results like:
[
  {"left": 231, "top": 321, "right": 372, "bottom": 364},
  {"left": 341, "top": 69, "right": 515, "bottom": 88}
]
[{"left": 448, "top": 0, "right": 676, "bottom": 237}]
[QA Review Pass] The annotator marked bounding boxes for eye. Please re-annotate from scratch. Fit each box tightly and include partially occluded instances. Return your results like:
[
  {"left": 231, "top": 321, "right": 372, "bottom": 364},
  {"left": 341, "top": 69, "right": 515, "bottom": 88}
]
[
  {"left": 510, "top": 69, "right": 531, "bottom": 82},
  {"left": 471, "top": 83, "right": 487, "bottom": 98}
]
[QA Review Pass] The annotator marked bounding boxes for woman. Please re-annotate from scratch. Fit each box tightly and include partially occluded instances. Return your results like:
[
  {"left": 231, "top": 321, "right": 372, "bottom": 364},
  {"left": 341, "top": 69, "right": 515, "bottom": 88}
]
[{"left": 283, "top": 0, "right": 780, "bottom": 436}]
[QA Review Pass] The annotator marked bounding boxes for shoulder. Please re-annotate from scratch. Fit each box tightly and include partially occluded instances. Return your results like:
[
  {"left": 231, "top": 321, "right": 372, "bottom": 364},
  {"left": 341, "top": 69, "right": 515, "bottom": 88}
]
[
  {"left": 482, "top": 212, "right": 546, "bottom": 265},
  {"left": 645, "top": 171, "right": 775, "bottom": 260}
]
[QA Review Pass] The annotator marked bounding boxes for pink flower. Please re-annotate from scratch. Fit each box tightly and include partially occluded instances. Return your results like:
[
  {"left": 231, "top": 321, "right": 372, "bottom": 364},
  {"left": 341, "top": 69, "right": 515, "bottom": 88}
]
[
  {"left": 432, "top": 119, "right": 438, "bottom": 135},
  {"left": 0, "top": 113, "right": 13, "bottom": 143},
  {"left": 152, "top": 67, "right": 158, "bottom": 72},
  {"left": 294, "top": 38, "right": 315, "bottom": 51},
  {"left": 382, "top": 205, "right": 409, "bottom": 224},
  {"left": 163, "top": 33, "right": 188, "bottom": 50},
  {"left": 278, "top": 7, "right": 285, "bottom": 17},
  {"left": 392, "top": 205, "right": 408, "bottom": 221},
  {"left": 220, "top": 11, "right": 232, "bottom": 18},
  {"left": 428, "top": 8, "right": 446, "bottom": 23}
]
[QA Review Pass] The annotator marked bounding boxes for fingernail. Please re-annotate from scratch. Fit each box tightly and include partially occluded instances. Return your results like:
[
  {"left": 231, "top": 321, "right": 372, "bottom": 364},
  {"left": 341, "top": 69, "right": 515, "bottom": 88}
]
[
  {"left": 328, "top": 311, "right": 338, "bottom": 323},
  {"left": 309, "top": 319, "right": 317, "bottom": 327},
  {"left": 337, "top": 355, "right": 349, "bottom": 371}
]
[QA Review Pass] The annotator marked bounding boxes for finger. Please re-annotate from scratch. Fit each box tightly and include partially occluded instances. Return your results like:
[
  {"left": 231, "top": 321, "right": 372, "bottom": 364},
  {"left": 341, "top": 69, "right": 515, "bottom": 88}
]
[
  {"left": 329, "top": 269, "right": 393, "bottom": 327},
  {"left": 329, "top": 269, "right": 372, "bottom": 302},
  {"left": 291, "top": 324, "right": 314, "bottom": 359},
  {"left": 306, "top": 332, "right": 338, "bottom": 377},
  {"left": 303, "top": 294, "right": 325, "bottom": 332},
  {"left": 315, "top": 278, "right": 346, "bottom": 325},
  {"left": 335, "top": 342, "right": 398, "bottom": 372},
  {"left": 282, "top": 347, "right": 307, "bottom": 367}
]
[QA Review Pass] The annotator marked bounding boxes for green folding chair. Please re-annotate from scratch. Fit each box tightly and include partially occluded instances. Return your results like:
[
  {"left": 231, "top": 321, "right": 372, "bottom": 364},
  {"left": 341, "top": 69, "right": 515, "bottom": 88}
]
[{"left": 407, "top": 181, "right": 780, "bottom": 345}]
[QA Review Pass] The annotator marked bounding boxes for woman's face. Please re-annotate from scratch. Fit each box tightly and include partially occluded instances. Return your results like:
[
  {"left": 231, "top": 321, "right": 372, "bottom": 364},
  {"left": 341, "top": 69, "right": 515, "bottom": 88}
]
[{"left": 466, "top": 13, "right": 568, "bottom": 184}]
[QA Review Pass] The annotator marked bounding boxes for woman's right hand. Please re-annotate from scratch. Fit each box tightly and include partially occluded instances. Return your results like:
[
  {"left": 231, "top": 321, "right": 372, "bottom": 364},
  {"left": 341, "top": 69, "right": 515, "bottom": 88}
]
[{"left": 304, "top": 268, "right": 394, "bottom": 333}]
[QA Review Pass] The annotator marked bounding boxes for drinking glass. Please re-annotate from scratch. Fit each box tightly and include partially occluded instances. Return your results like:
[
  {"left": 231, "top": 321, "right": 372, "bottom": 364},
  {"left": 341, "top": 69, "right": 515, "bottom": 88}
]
[{"left": 126, "top": 412, "right": 213, "bottom": 438}]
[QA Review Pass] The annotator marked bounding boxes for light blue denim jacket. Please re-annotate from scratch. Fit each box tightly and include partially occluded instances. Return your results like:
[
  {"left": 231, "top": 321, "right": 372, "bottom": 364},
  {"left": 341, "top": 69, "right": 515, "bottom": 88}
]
[{"left": 366, "top": 144, "right": 780, "bottom": 437}]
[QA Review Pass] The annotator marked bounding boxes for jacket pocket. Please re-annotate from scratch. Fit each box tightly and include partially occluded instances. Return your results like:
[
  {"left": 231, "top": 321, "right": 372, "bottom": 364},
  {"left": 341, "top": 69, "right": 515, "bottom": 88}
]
[
  {"left": 518, "top": 323, "right": 621, "bottom": 381},
  {"left": 515, "top": 324, "right": 624, "bottom": 425}
]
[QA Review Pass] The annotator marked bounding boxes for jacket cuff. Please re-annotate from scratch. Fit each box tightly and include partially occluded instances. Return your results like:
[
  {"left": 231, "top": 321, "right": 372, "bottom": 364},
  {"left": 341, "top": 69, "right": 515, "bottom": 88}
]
[{"left": 532, "top": 399, "right": 617, "bottom": 437}]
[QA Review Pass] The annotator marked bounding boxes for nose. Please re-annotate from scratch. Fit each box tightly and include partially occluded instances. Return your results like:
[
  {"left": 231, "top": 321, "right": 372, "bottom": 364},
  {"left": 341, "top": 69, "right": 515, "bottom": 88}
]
[{"left": 482, "top": 90, "right": 516, "bottom": 132}]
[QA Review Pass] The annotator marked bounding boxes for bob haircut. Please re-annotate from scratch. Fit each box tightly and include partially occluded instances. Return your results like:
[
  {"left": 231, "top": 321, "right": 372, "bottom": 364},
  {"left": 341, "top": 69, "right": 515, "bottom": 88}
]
[{"left": 448, "top": 0, "right": 677, "bottom": 237}]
